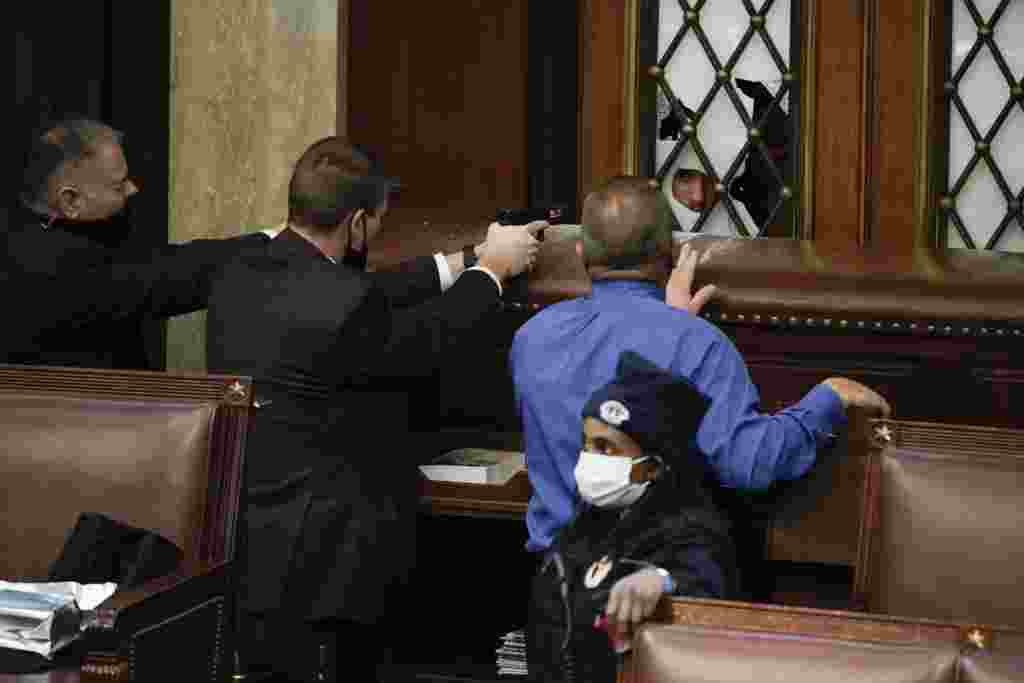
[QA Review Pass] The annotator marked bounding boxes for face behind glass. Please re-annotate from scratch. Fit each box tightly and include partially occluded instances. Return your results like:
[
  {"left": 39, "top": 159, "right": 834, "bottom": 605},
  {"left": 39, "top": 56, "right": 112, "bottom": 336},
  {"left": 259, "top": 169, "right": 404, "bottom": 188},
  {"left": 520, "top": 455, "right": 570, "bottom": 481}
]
[{"left": 672, "top": 173, "right": 718, "bottom": 213}]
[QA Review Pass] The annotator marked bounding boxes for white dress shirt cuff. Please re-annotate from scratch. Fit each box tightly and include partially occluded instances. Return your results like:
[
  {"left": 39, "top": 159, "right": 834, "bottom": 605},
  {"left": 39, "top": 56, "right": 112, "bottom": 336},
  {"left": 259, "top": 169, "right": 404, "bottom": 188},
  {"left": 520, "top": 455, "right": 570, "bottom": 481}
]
[
  {"left": 260, "top": 224, "right": 287, "bottom": 239},
  {"left": 465, "top": 266, "right": 503, "bottom": 296},
  {"left": 434, "top": 253, "right": 455, "bottom": 291}
]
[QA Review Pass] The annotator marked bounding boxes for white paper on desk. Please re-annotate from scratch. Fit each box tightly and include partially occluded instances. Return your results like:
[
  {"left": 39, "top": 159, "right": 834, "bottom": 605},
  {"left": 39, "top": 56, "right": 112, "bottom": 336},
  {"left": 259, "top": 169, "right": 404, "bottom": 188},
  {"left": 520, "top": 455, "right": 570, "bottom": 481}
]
[
  {"left": 419, "top": 449, "right": 525, "bottom": 485},
  {"left": 0, "top": 580, "right": 117, "bottom": 658}
]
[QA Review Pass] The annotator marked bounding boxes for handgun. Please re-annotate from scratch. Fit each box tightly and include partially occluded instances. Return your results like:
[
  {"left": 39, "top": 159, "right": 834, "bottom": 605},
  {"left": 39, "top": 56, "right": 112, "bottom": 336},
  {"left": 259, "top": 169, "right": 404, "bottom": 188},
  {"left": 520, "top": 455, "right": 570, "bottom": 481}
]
[
  {"left": 494, "top": 207, "right": 569, "bottom": 241},
  {"left": 493, "top": 207, "right": 567, "bottom": 302}
]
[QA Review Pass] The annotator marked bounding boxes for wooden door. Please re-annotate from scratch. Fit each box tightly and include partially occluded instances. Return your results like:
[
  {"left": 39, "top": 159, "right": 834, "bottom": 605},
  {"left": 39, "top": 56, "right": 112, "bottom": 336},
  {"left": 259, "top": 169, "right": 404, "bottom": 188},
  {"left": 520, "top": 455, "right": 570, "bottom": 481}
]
[{"left": 348, "top": 1, "right": 529, "bottom": 261}]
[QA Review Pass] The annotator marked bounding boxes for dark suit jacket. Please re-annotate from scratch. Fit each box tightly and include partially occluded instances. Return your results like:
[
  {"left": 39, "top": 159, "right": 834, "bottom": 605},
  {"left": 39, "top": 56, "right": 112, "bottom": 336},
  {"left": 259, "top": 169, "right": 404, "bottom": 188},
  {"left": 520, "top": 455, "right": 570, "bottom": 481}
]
[
  {"left": 205, "top": 228, "right": 502, "bottom": 624},
  {"left": 1, "top": 203, "right": 267, "bottom": 368}
]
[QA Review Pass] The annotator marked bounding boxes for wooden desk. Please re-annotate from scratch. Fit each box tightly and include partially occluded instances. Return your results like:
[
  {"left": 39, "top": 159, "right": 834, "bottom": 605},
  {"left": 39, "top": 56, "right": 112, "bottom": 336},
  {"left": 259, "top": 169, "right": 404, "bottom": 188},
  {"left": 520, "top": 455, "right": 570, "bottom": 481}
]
[
  {"left": 418, "top": 471, "right": 531, "bottom": 520},
  {"left": 412, "top": 470, "right": 535, "bottom": 681}
]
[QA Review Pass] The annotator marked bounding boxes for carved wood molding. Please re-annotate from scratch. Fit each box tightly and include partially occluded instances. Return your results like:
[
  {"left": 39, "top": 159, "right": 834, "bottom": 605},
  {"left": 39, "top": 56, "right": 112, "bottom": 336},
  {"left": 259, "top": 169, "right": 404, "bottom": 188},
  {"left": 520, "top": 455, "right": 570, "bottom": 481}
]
[
  {"left": 656, "top": 596, "right": 1022, "bottom": 650},
  {"left": 524, "top": 236, "right": 1024, "bottom": 329},
  {"left": 418, "top": 471, "right": 531, "bottom": 518},
  {"left": 863, "top": 419, "right": 1024, "bottom": 461},
  {"left": 0, "top": 364, "right": 254, "bottom": 406}
]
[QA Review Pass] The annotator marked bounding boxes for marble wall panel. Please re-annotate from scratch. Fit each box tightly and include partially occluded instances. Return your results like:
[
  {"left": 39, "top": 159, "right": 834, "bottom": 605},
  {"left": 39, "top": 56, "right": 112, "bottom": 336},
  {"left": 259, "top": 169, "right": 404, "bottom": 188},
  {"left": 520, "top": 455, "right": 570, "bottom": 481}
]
[{"left": 167, "top": 0, "right": 338, "bottom": 371}]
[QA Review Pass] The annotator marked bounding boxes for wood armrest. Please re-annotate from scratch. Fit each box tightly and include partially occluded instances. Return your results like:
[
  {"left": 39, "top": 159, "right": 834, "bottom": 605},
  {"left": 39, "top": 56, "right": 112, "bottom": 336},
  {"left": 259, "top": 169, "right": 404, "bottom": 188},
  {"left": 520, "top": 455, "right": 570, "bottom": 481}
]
[{"left": 87, "top": 562, "right": 232, "bottom": 642}]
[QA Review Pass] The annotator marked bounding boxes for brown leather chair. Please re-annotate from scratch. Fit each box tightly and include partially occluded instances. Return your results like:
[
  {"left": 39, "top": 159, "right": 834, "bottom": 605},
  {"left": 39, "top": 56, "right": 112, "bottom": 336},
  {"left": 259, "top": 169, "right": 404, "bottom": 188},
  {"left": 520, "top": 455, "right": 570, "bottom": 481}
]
[
  {"left": 0, "top": 365, "right": 251, "bottom": 681},
  {"left": 624, "top": 597, "right": 1024, "bottom": 683},
  {"left": 0, "top": 364, "right": 251, "bottom": 579},
  {"left": 853, "top": 419, "right": 1024, "bottom": 629}
]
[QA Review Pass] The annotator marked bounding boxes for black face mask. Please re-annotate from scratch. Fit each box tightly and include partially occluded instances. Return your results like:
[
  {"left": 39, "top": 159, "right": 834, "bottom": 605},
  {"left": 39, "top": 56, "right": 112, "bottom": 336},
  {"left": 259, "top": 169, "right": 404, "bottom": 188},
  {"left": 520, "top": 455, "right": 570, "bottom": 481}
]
[
  {"left": 42, "top": 203, "right": 137, "bottom": 249},
  {"left": 341, "top": 213, "right": 368, "bottom": 270}
]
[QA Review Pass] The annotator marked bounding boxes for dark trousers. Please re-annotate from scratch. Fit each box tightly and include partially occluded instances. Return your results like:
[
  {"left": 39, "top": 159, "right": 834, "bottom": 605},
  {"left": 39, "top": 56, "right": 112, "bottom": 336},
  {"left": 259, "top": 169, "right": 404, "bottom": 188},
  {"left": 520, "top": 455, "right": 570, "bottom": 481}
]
[{"left": 240, "top": 610, "right": 402, "bottom": 682}]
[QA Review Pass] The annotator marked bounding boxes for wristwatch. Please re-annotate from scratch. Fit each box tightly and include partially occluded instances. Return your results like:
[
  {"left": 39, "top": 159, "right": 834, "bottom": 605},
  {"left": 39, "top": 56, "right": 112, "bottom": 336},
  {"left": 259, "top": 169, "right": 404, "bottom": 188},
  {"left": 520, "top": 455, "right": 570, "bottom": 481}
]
[{"left": 463, "top": 244, "right": 478, "bottom": 269}]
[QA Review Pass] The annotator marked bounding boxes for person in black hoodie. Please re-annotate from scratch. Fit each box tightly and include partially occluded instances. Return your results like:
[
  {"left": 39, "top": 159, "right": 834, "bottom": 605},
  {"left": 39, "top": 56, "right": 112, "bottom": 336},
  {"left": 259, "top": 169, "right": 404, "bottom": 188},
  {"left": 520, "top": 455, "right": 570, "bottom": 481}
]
[
  {"left": 4, "top": 115, "right": 269, "bottom": 369},
  {"left": 527, "top": 350, "right": 739, "bottom": 683}
]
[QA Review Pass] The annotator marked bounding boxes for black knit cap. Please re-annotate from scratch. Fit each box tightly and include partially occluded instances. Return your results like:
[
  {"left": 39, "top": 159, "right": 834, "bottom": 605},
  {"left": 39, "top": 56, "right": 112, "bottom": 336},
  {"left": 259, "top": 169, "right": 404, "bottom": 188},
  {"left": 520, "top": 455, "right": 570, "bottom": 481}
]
[{"left": 582, "top": 351, "right": 710, "bottom": 458}]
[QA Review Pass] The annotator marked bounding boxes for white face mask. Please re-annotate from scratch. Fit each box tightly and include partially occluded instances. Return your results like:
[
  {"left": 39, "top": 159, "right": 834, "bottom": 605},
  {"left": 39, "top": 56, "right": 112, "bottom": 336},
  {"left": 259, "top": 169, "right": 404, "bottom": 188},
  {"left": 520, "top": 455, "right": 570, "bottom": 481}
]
[{"left": 574, "top": 451, "right": 651, "bottom": 509}]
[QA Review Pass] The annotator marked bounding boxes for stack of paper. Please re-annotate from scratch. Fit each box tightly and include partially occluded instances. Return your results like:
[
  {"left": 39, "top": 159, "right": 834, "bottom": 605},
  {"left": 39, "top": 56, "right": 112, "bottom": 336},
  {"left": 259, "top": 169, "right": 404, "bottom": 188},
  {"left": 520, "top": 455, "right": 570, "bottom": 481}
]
[
  {"left": 419, "top": 449, "right": 525, "bottom": 485},
  {"left": 496, "top": 629, "right": 527, "bottom": 677},
  {"left": 0, "top": 580, "right": 117, "bottom": 658}
]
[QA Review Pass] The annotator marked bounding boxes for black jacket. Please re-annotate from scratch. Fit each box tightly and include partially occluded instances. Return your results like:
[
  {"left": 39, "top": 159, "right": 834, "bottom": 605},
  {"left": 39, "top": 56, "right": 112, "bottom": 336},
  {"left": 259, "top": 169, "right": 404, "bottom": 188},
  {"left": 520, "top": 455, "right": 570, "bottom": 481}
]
[
  {"left": 527, "top": 465, "right": 738, "bottom": 683},
  {"left": 205, "top": 228, "right": 503, "bottom": 624},
  {"left": 2, "top": 203, "right": 266, "bottom": 369}
]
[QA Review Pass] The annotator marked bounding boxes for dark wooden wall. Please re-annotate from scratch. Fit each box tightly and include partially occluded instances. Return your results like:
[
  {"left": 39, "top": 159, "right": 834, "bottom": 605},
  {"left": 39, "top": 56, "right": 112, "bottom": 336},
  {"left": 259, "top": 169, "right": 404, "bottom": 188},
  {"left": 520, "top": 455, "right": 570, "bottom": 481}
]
[
  {"left": 349, "top": 1, "right": 581, "bottom": 265},
  {"left": 349, "top": 2, "right": 529, "bottom": 228}
]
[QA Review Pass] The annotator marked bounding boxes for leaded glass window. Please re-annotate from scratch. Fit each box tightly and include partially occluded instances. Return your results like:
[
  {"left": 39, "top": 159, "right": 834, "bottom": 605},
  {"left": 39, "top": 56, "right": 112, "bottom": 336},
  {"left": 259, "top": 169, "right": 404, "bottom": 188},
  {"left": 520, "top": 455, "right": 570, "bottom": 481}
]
[
  {"left": 650, "top": 0, "right": 800, "bottom": 237},
  {"left": 943, "top": 0, "right": 1024, "bottom": 252}
]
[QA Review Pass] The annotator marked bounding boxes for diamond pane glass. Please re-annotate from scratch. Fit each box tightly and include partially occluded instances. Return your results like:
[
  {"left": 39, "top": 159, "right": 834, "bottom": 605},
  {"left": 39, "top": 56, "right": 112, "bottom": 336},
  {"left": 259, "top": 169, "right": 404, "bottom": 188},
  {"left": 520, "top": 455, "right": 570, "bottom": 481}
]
[
  {"left": 998, "top": 1, "right": 1024, "bottom": 76},
  {"left": 653, "top": 0, "right": 798, "bottom": 238},
  {"left": 972, "top": 0, "right": 1004, "bottom": 21},
  {"left": 991, "top": 106, "right": 1024, "bottom": 197},
  {"left": 957, "top": 162, "right": 1006, "bottom": 247},
  {"left": 998, "top": 220, "right": 1024, "bottom": 251},
  {"left": 949, "top": 100, "right": 974, "bottom": 184},
  {"left": 944, "top": 0, "right": 1024, "bottom": 253},
  {"left": 959, "top": 46, "right": 1007, "bottom": 134}
]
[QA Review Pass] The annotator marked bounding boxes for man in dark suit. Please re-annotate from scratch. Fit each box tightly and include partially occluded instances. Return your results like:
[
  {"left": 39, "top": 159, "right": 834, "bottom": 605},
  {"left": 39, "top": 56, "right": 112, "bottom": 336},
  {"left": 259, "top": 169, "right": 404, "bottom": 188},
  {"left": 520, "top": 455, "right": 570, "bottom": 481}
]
[
  {"left": 3, "top": 115, "right": 270, "bottom": 368},
  {"left": 205, "top": 136, "right": 541, "bottom": 682}
]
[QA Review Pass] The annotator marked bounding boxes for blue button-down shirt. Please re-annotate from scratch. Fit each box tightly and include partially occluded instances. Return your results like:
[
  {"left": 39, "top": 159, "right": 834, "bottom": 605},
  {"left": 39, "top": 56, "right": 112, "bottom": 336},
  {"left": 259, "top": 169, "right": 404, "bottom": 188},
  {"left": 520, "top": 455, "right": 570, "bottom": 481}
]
[{"left": 511, "top": 280, "right": 846, "bottom": 552}]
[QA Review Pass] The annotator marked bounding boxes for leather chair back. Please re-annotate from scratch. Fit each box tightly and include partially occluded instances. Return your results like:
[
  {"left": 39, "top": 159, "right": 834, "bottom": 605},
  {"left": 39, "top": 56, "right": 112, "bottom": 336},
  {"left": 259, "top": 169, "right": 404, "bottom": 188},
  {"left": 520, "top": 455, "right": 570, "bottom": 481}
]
[
  {"left": 631, "top": 624, "right": 960, "bottom": 683},
  {"left": 854, "top": 420, "right": 1024, "bottom": 628},
  {"left": 0, "top": 364, "right": 251, "bottom": 580},
  {"left": 624, "top": 597, "right": 1024, "bottom": 683}
]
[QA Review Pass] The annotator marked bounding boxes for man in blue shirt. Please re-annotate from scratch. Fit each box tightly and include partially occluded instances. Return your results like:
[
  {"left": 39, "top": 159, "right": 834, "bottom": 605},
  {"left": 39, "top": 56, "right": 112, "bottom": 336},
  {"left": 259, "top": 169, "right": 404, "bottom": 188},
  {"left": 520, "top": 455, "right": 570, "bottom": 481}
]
[{"left": 511, "top": 176, "right": 891, "bottom": 555}]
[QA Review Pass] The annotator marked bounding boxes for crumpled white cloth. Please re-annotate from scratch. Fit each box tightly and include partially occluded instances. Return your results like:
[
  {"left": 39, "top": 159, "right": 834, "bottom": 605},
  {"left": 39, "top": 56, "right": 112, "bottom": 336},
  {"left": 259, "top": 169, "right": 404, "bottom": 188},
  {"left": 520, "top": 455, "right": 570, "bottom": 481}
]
[{"left": 0, "top": 580, "right": 117, "bottom": 658}]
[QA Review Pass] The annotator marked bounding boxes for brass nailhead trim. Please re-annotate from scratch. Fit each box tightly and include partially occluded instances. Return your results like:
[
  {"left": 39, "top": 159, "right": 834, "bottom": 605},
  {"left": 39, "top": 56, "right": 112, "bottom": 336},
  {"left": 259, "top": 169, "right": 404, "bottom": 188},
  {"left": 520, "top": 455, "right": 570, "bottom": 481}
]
[{"left": 693, "top": 311, "right": 1019, "bottom": 338}]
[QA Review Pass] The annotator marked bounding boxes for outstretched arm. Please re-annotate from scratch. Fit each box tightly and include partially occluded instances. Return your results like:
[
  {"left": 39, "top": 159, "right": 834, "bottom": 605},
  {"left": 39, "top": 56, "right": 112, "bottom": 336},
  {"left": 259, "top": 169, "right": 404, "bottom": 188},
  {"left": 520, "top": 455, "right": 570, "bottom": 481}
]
[
  {"left": 4, "top": 234, "right": 267, "bottom": 350},
  {"left": 665, "top": 243, "right": 717, "bottom": 315},
  {"left": 665, "top": 245, "right": 889, "bottom": 488},
  {"left": 335, "top": 222, "right": 542, "bottom": 383},
  {"left": 687, "top": 338, "right": 849, "bottom": 489}
]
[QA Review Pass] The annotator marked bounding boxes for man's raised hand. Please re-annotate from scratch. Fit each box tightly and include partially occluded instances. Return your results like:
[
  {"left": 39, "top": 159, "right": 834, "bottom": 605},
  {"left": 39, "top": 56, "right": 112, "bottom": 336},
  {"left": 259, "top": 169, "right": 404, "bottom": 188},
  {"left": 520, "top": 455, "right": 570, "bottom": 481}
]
[{"left": 666, "top": 243, "right": 717, "bottom": 315}]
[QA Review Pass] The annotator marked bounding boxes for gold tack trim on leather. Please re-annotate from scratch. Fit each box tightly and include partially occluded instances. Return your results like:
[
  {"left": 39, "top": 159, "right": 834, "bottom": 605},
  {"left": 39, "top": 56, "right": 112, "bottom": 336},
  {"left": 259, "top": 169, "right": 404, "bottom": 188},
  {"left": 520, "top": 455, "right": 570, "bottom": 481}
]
[
  {"left": 871, "top": 422, "right": 895, "bottom": 449},
  {"left": 700, "top": 311, "right": 1023, "bottom": 338},
  {"left": 224, "top": 379, "right": 251, "bottom": 405}
]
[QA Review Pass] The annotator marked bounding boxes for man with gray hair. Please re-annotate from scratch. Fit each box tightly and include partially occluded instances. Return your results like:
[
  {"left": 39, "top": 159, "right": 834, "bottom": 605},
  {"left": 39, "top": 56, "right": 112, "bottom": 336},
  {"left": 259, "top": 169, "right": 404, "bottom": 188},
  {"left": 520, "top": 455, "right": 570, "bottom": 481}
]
[{"left": 4, "top": 115, "right": 272, "bottom": 368}]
